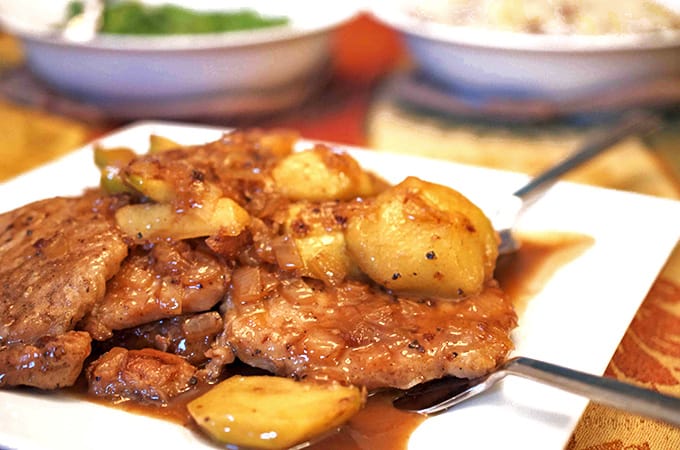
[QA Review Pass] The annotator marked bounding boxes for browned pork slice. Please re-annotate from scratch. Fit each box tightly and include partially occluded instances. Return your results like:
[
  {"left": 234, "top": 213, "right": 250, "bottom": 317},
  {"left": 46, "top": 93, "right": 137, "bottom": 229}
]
[
  {"left": 0, "top": 194, "right": 128, "bottom": 345},
  {"left": 87, "top": 347, "right": 198, "bottom": 403},
  {"left": 224, "top": 267, "right": 517, "bottom": 390},
  {"left": 0, "top": 331, "right": 91, "bottom": 389},
  {"left": 100, "top": 311, "right": 226, "bottom": 366},
  {"left": 80, "top": 240, "right": 229, "bottom": 341}
]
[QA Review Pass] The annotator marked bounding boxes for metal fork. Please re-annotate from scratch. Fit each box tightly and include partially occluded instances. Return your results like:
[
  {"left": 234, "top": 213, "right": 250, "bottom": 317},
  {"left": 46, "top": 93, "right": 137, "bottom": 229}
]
[{"left": 393, "top": 356, "right": 680, "bottom": 427}]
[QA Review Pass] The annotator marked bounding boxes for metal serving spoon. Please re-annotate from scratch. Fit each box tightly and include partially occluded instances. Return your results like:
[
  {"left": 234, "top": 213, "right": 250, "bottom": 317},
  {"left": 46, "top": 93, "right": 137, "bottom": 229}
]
[
  {"left": 393, "top": 356, "right": 680, "bottom": 427},
  {"left": 494, "top": 110, "right": 661, "bottom": 255}
]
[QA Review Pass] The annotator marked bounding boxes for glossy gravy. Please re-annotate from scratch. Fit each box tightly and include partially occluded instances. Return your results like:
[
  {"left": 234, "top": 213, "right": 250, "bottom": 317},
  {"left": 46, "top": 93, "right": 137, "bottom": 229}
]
[
  {"left": 77, "top": 232, "right": 593, "bottom": 450},
  {"left": 496, "top": 231, "right": 594, "bottom": 315}
]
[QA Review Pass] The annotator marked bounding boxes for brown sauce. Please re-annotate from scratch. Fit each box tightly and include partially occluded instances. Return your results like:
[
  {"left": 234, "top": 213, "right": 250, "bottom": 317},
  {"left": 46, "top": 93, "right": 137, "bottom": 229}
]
[
  {"left": 309, "top": 392, "right": 425, "bottom": 449},
  {"left": 74, "top": 365, "right": 423, "bottom": 449},
  {"left": 496, "top": 231, "right": 594, "bottom": 314},
  {"left": 67, "top": 231, "right": 592, "bottom": 450},
  {"left": 84, "top": 361, "right": 272, "bottom": 427},
  {"left": 90, "top": 385, "right": 425, "bottom": 450}
]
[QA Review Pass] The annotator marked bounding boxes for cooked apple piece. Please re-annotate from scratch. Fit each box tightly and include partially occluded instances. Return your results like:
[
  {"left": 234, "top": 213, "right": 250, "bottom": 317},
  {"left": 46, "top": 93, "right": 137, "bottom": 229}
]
[
  {"left": 94, "top": 146, "right": 137, "bottom": 195},
  {"left": 99, "top": 166, "right": 135, "bottom": 195},
  {"left": 148, "top": 134, "right": 181, "bottom": 153},
  {"left": 256, "top": 129, "right": 299, "bottom": 157},
  {"left": 292, "top": 232, "right": 354, "bottom": 284},
  {"left": 345, "top": 176, "right": 498, "bottom": 299},
  {"left": 93, "top": 146, "right": 136, "bottom": 168},
  {"left": 187, "top": 376, "right": 365, "bottom": 450},
  {"left": 115, "top": 197, "right": 250, "bottom": 240},
  {"left": 94, "top": 144, "right": 176, "bottom": 201},
  {"left": 272, "top": 146, "right": 383, "bottom": 201},
  {"left": 125, "top": 174, "right": 175, "bottom": 203},
  {"left": 281, "top": 202, "right": 360, "bottom": 284}
]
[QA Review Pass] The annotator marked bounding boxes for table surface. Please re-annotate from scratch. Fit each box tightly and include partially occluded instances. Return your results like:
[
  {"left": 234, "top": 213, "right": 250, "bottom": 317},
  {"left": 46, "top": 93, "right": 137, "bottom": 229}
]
[{"left": 1, "top": 14, "right": 679, "bottom": 450}]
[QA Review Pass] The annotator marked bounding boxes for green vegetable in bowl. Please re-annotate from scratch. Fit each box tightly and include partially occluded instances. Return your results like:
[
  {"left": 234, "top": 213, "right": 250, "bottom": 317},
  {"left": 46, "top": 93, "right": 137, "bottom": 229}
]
[
  {"left": 66, "top": 1, "right": 85, "bottom": 19},
  {"left": 67, "top": 1, "right": 289, "bottom": 35}
]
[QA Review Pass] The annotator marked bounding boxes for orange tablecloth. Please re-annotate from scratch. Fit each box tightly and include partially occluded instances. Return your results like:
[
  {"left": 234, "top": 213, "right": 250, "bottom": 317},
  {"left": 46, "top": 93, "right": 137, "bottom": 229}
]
[{"left": 1, "top": 14, "right": 679, "bottom": 449}]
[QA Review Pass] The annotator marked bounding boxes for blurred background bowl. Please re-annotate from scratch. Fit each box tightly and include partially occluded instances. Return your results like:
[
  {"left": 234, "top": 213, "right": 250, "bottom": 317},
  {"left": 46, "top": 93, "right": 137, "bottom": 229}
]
[
  {"left": 371, "top": 0, "right": 680, "bottom": 102},
  {"left": 0, "top": 0, "right": 359, "bottom": 118}
]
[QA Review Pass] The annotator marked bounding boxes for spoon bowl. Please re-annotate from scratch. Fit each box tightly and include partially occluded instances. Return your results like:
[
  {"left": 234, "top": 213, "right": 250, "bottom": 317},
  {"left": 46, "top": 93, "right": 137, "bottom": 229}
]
[{"left": 393, "top": 356, "right": 680, "bottom": 427}]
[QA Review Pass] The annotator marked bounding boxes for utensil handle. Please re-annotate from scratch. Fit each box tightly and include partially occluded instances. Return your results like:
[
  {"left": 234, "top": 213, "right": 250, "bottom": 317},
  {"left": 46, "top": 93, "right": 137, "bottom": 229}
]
[
  {"left": 507, "top": 357, "right": 680, "bottom": 427},
  {"left": 513, "top": 111, "right": 662, "bottom": 204}
]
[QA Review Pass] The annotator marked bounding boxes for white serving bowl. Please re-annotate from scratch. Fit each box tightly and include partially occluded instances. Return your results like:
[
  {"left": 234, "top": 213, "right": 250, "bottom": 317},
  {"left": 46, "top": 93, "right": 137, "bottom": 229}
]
[
  {"left": 0, "top": 0, "right": 359, "bottom": 117},
  {"left": 371, "top": 1, "right": 680, "bottom": 102}
]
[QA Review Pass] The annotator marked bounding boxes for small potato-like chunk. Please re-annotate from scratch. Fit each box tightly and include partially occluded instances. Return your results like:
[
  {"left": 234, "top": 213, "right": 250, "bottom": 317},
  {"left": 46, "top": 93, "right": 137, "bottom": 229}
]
[
  {"left": 292, "top": 232, "right": 353, "bottom": 284},
  {"left": 188, "top": 376, "right": 365, "bottom": 449},
  {"left": 148, "top": 134, "right": 181, "bottom": 153},
  {"left": 345, "top": 176, "right": 498, "bottom": 299},
  {"left": 256, "top": 129, "right": 299, "bottom": 158},
  {"left": 93, "top": 146, "right": 136, "bottom": 169},
  {"left": 272, "top": 146, "right": 383, "bottom": 201},
  {"left": 282, "top": 202, "right": 360, "bottom": 285},
  {"left": 126, "top": 175, "right": 175, "bottom": 203},
  {"left": 94, "top": 146, "right": 137, "bottom": 195},
  {"left": 115, "top": 197, "right": 250, "bottom": 240}
]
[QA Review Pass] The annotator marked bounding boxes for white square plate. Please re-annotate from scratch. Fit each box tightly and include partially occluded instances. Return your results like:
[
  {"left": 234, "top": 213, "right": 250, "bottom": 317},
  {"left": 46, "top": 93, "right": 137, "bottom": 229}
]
[{"left": 1, "top": 122, "right": 679, "bottom": 449}]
